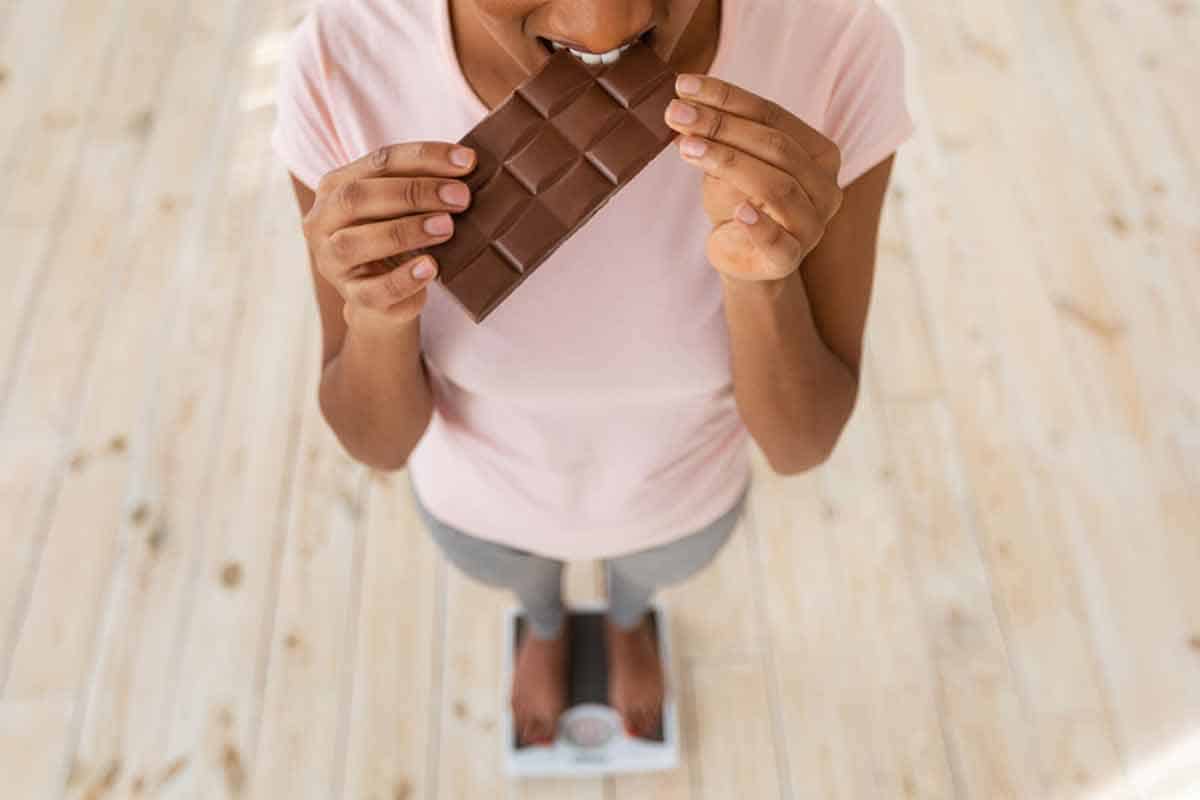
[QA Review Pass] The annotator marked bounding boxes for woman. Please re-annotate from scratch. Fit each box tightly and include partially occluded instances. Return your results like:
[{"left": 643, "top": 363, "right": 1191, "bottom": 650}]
[{"left": 272, "top": 0, "right": 913, "bottom": 748}]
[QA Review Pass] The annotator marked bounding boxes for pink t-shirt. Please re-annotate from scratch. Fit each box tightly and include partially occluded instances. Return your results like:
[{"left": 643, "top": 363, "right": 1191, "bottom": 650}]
[{"left": 271, "top": 0, "right": 914, "bottom": 560}]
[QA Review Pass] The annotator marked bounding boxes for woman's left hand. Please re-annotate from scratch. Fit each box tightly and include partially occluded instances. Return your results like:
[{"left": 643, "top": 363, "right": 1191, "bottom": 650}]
[{"left": 665, "top": 74, "right": 844, "bottom": 283}]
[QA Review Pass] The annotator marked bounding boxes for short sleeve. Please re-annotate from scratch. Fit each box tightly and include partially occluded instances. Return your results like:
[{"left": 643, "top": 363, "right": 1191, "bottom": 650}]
[
  {"left": 270, "top": 11, "right": 347, "bottom": 190},
  {"left": 824, "top": 3, "right": 915, "bottom": 187}
]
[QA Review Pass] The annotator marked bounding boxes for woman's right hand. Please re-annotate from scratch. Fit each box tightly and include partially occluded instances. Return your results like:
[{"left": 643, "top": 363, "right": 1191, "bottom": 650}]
[{"left": 302, "top": 141, "right": 476, "bottom": 331}]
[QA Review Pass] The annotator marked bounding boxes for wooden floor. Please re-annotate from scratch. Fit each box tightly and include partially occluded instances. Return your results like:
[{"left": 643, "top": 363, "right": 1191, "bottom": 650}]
[{"left": 1, "top": 0, "right": 1198, "bottom": 797}]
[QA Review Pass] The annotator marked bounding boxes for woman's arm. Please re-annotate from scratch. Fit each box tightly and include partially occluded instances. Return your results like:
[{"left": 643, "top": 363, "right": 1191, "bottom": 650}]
[
  {"left": 720, "top": 155, "right": 895, "bottom": 474},
  {"left": 290, "top": 173, "right": 435, "bottom": 471}
]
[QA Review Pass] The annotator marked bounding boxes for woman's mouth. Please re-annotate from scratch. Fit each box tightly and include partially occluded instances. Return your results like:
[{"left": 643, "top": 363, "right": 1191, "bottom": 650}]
[{"left": 537, "top": 28, "right": 656, "bottom": 65}]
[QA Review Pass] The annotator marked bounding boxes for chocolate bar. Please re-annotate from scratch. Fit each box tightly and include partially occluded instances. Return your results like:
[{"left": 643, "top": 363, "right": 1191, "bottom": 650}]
[{"left": 413, "top": 42, "right": 679, "bottom": 323}]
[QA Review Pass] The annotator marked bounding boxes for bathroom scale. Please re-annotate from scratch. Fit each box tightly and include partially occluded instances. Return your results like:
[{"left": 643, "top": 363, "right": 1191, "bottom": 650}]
[{"left": 499, "top": 600, "right": 681, "bottom": 777}]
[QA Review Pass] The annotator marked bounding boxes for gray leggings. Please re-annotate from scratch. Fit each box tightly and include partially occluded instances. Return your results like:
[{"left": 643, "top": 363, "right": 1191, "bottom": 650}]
[{"left": 408, "top": 474, "right": 750, "bottom": 639}]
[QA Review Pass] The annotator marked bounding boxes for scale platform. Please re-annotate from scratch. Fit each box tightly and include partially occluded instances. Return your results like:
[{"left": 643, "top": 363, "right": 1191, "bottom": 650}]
[{"left": 499, "top": 600, "right": 681, "bottom": 777}]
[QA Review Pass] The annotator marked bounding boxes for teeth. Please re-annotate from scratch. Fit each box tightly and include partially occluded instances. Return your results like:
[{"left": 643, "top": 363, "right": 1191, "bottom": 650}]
[
  {"left": 548, "top": 32, "right": 646, "bottom": 63},
  {"left": 569, "top": 48, "right": 607, "bottom": 65},
  {"left": 566, "top": 45, "right": 628, "bottom": 65}
]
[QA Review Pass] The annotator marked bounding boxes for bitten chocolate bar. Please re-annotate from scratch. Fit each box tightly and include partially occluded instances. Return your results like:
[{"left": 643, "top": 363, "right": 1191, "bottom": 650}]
[{"left": 411, "top": 42, "right": 679, "bottom": 323}]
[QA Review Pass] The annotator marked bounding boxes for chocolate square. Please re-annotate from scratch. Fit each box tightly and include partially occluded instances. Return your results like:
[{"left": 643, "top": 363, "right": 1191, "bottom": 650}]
[
  {"left": 540, "top": 158, "right": 613, "bottom": 229},
  {"left": 470, "top": 167, "right": 531, "bottom": 238},
  {"left": 425, "top": 220, "right": 487, "bottom": 283},
  {"left": 630, "top": 74, "right": 679, "bottom": 146},
  {"left": 471, "top": 93, "right": 542, "bottom": 160},
  {"left": 459, "top": 133, "right": 501, "bottom": 192},
  {"left": 596, "top": 45, "right": 670, "bottom": 108},
  {"left": 505, "top": 125, "right": 577, "bottom": 194},
  {"left": 517, "top": 52, "right": 594, "bottom": 117},
  {"left": 551, "top": 83, "right": 625, "bottom": 151},
  {"left": 585, "top": 115, "right": 661, "bottom": 184},
  {"left": 442, "top": 247, "right": 523, "bottom": 319},
  {"left": 495, "top": 200, "right": 569, "bottom": 273}
]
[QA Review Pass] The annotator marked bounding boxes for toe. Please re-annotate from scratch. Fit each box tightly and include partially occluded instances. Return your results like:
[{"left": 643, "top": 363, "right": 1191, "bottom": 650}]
[
  {"left": 634, "top": 708, "right": 651, "bottom": 737},
  {"left": 638, "top": 706, "right": 659, "bottom": 737}
]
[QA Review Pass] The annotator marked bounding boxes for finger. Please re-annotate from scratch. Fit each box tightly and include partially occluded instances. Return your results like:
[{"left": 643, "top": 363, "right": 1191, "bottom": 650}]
[
  {"left": 731, "top": 200, "right": 812, "bottom": 274},
  {"left": 665, "top": 98, "right": 838, "bottom": 216},
  {"left": 317, "top": 140, "right": 477, "bottom": 195},
  {"left": 674, "top": 74, "right": 842, "bottom": 176},
  {"left": 678, "top": 136, "right": 834, "bottom": 239},
  {"left": 325, "top": 212, "right": 454, "bottom": 273},
  {"left": 314, "top": 176, "right": 471, "bottom": 233},
  {"left": 344, "top": 252, "right": 438, "bottom": 315}
]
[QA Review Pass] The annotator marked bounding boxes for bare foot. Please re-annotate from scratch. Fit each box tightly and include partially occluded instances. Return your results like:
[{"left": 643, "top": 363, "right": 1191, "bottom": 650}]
[
  {"left": 510, "top": 618, "right": 570, "bottom": 746},
  {"left": 605, "top": 612, "right": 665, "bottom": 739}
]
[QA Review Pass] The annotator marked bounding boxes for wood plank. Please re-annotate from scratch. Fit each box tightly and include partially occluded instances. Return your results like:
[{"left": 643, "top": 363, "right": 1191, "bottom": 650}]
[
  {"left": 435, "top": 565, "right": 514, "bottom": 798},
  {"left": 60, "top": 1, "right": 272, "bottom": 795},
  {"left": 1044, "top": 0, "right": 1200, "bottom": 705},
  {"left": 339, "top": 471, "right": 441, "bottom": 800},
  {"left": 0, "top": 0, "right": 74, "bottom": 201},
  {"left": 811, "top": 373, "right": 958, "bottom": 800},
  {"left": 0, "top": 0, "right": 178, "bottom": 683},
  {"left": 863, "top": 127, "right": 1043, "bottom": 799},
  {"left": 747, "top": 458, "right": 857, "bottom": 800},
  {"left": 935, "top": 3, "right": 1200, "bottom": 794},
  {"left": 1048, "top": 0, "right": 1200, "bottom": 346},
  {"left": 875, "top": 165, "right": 1132, "bottom": 800},
  {"left": 880, "top": 6, "right": 1138, "bottom": 797},
  {"left": 688, "top": 660, "right": 780, "bottom": 800},
  {"left": 0, "top": 0, "right": 154, "bottom": 401},
  {"left": 152, "top": 167, "right": 315, "bottom": 800},
  {"left": 245, "top": 282, "right": 364, "bottom": 799},
  {"left": 0, "top": 1, "right": 264, "bottom": 797}
]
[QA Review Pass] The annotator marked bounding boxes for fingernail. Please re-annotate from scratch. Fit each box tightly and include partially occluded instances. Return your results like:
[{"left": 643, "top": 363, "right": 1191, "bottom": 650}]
[
  {"left": 676, "top": 75, "right": 702, "bottom": 95},
  {"left": 438, "top": 182, "right": 470, "bottom": 207},
  {"left": 667, "top": 100, "right": 698, "bottom": 125},
  {"left": 736, "top": 202, "right": 760, "bottom": 225},
  {"left": 450, "top": 146, "right": 475, "bottom": 167},
  {"left": 424, "top": 213, "right": 453, "bottom": 235},
  {"left": 411, "top": 257, "right": 435, "bottom": 279},
  {"left": 679, "top": 137, "right": 707, "bottom": 158}
]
